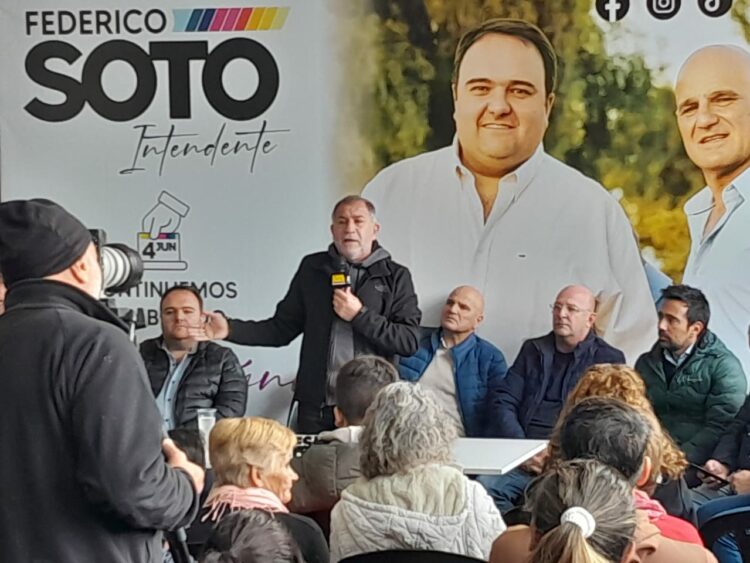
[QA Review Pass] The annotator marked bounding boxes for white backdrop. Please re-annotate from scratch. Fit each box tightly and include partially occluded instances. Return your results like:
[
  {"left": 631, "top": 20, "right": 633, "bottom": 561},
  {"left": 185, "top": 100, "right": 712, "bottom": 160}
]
[{"left": 0, "top": 1, "right": 342, "bottom": 419}]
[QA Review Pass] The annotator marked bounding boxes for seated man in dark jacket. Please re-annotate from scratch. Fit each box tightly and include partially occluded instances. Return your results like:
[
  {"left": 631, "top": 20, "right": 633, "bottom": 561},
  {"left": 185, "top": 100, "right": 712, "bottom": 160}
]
[
  {"left": 480, "top": 284, "right": 625, "bottom": 512},
  {"left": 289, "top": 355, "right": 398, "bottom": 519},
  {"left": 399, "top": 285, "right": 507, "bottom": 437},
  {"left": 141, "top": 285, "right": 247, "bottom": 429},
  {"left": 636, "top": 285, "right": 746, "bottom": 465}
]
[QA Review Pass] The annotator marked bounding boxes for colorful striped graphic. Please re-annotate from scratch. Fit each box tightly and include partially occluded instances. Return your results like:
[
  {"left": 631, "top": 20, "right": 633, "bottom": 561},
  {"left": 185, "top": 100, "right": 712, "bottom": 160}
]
[
  {"left": 139, "top": 232, "right": 179, "bottom": 240},
  {"left": 173, "top": 7, "right": 290, "bottom": 31}
]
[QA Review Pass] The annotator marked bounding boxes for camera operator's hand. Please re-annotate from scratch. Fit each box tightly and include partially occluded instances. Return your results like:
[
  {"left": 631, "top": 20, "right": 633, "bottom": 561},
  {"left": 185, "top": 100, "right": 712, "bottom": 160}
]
[
  {"left": 187, "top": 311, "right": 229, "bottom": 340},
  {"left": 162, "top": 438, "right": 205, "bottom": 494}
]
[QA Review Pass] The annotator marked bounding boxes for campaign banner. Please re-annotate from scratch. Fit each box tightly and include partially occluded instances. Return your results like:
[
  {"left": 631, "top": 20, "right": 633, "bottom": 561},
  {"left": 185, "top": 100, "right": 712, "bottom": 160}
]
[{"left": 1, "top": 0, "right": 749, "bottom": 419}]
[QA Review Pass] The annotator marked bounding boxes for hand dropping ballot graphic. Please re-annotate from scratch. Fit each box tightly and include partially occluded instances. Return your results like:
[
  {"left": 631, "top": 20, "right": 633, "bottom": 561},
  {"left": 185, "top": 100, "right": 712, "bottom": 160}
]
[{"left": 138, "top": 190, "right": 190, "bottom": 271}]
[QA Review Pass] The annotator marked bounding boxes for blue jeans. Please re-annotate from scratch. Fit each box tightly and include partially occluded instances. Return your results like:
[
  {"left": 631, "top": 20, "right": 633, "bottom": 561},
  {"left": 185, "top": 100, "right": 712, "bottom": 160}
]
[
  {"left": 477, "top": 468, "right": 533, "bottom": 514},
  {"left": 697, "top": 493, "right": 750, "bottom": 563}
]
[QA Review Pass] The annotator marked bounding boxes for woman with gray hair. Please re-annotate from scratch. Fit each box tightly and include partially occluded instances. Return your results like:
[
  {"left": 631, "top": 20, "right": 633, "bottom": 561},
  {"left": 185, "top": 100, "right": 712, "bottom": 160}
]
[{"left": 329, "top": 381, "right": 506, "bottom": 561}]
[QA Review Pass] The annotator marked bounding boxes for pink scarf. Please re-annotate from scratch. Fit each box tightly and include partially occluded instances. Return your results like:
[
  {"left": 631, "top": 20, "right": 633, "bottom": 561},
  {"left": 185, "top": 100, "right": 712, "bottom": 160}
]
[
  {"left": 202, "top": 485, "right": 289, "bottom": 522},
  {"left": 633, "top": 489, "right": 667, "bottom": 522}
]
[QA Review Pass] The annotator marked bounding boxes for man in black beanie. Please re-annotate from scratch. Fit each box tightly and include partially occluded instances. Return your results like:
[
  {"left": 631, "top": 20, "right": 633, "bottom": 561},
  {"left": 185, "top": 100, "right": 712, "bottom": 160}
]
[{"left": 0, "top": 199, "right": 204, "bottom": 563}]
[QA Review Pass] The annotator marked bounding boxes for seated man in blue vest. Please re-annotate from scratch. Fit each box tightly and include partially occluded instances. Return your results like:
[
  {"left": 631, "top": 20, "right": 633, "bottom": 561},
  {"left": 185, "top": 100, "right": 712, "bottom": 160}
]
[
  {"left": 480, "top": 284, "right": 626, "bottom": 512},
  {"left": 399, "top": 285, "right": 508, "bottom": 437}
]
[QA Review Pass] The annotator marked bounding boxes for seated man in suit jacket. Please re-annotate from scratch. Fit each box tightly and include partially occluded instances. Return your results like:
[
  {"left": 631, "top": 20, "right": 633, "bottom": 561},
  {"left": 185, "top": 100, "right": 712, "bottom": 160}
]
[{"left": 482, "top": 284, "right": 625, "bottom": 512}]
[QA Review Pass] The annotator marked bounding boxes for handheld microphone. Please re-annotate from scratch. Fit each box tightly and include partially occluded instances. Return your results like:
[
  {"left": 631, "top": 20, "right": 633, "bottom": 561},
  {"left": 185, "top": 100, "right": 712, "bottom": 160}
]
[{"left": 331, "top": 256, "right": 351, "bottom": 288}]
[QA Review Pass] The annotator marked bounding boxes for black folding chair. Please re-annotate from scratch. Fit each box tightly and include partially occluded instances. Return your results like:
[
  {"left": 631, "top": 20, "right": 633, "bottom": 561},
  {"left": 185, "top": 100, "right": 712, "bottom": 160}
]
[{"left": 700, "top": 510, "right": 750, "bottom": 562}]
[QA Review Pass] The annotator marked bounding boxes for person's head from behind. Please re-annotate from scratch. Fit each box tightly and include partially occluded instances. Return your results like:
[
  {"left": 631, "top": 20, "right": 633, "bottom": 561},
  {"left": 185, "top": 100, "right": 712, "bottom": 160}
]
[
  {"left": 210, "top": 417, "right": 298, "bottom": 504},
  {"left": 359, "top": 382, "right": 457, "bottom": 479},
  {"left": 168, "top": 427, "right": 206, "bottom": 468},
  {"left": 557, "top": 398, "right": 651, "bottom": 488},
  {"left": 451, "top": 18, "right": 557, "bottom": 178},
  {"left": 334, "top": 355, "right": 398, "bottom": 428},
  {"left": 556, "top": 364, "right": 687, "bottom": 483},
  {"left": 657, "top": 284, "right": 710, "bottom": 356},
  {"left": 440, "top": 285, "right": 485, "bottom": 343},
  {"left": 0, "top": 199, "right": 101, "bottom": 299},
  {"left": 526, "top": 459, "right": 636, "bottom": 563},
  {"left": 160, "top": 285, "right": 204, "bottom": 344},
  {"left": 200, "top": 509, "right": 303, "bottom": 563}
]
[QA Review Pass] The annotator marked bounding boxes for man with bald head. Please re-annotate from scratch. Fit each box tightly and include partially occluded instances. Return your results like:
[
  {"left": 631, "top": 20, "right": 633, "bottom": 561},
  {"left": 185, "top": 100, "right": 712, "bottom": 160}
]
[
  {"left": 399, "top": 285, "right": 507, "bottom": 437},
  {"left": 676, "top": 45, "right": 750, "bottom": 380},
  {"left": 480, "top": 285, "right": 625, "bottom": 511}
]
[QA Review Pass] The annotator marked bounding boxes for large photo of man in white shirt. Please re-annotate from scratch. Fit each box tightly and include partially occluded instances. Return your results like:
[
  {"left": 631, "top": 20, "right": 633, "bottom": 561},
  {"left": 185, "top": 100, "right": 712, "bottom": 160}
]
[
  {"left": 363, "top": 18, "right": 656, "bottom": 362},
  {"left": 676, "top": 45, "right": 750, "bottom": 379}
]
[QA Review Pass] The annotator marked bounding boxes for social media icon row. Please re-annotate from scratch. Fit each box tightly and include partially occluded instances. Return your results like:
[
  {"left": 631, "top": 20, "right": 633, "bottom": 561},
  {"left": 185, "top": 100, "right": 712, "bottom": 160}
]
[{"left": 595, "top": 0, "right": 732, "bottom": 22}]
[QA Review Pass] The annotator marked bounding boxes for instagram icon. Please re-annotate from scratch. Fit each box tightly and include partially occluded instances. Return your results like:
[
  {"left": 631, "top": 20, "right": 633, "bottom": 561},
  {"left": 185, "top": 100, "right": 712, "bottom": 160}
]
[{"left": 647, "top": 0, "right": 681, "bottom": 19}]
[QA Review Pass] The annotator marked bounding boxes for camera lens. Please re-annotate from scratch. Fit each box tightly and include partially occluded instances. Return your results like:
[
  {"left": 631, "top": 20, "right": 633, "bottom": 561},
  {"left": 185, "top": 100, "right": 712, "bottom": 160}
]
[{"left": 101, "top": 243, "right": 144, "bottom": 294}]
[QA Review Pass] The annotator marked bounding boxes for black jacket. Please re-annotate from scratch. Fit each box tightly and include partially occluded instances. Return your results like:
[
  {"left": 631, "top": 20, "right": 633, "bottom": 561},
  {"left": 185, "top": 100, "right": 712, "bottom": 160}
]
[
  {"left": 712, "top": 394, "right": 750, "bottom": 472},
  {"left": 226, "top": 244, "right": 421, "bottom": 406},
  {"left": 141, "top": 337, "right": 248, "bottom": 427},
  {"left": 0, "top": 280, "right": 198, "bottom": 563},
  {"left": 491, "top": 331, "right": 626, "bottom": 438}
]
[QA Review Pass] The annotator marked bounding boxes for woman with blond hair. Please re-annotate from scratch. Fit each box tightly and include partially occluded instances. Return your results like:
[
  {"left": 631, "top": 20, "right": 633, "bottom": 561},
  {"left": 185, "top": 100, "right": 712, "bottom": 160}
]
[
  {"left": 545, "top": 364, "right": 700, "bottom": 544},
  {"left": 193, "top": 417, "right": 328, "bottom": 563}
]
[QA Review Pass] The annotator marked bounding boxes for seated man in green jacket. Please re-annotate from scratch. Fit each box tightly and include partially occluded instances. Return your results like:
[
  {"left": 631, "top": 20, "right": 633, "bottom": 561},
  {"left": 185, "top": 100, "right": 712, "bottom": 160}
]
[{"left": 636, "top": 284, "right": 747, "bottom": 464}]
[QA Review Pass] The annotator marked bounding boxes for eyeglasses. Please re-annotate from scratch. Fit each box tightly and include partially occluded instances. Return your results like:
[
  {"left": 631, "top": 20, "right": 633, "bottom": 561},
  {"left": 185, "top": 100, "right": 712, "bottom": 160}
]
[{"left": 550, "top": 303, "right": 591, "bottom": 315}]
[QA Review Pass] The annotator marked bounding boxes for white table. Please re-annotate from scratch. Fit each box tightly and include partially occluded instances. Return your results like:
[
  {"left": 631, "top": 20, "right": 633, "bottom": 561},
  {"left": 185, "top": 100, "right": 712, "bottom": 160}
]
[{"left": 453, "top": 438, "right": 548, "bottom": 475}]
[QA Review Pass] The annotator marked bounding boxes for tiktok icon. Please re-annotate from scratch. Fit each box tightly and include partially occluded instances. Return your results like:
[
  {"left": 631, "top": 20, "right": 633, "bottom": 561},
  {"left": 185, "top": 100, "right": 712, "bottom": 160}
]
[
  {"left": 596, "top": 0, "right": 630, "bottom": 22},
  {"left": 698, "top": 0, "right": 732, "bottom": 17}
]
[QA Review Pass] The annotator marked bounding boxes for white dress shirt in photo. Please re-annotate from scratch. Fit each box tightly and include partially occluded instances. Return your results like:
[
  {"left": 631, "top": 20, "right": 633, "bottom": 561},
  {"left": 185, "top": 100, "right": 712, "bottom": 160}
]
[
  {"left": 683, "top": 167, "right": 750, "bottom": 381},
  {"left": 363, "top": 141, "right": 656, "bottom": 364}
]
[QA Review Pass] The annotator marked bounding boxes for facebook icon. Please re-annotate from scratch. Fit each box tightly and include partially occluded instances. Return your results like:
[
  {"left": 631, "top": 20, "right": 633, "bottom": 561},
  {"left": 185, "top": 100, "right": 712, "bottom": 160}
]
[{"left": 596, "top": 0, "right": 630, "bottom": 22}]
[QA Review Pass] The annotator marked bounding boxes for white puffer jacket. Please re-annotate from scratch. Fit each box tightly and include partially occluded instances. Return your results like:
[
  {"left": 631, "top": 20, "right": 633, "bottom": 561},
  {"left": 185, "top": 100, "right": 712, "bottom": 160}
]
[{"left": 330, "top": 464, "right": 506, "bottom": 562}]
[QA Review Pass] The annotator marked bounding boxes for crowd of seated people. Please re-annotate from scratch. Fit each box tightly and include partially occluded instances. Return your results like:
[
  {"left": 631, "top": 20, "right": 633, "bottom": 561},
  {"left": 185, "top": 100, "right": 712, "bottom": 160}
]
[{"left": 159, "top": 280, "right": 750, "bottom": 563}]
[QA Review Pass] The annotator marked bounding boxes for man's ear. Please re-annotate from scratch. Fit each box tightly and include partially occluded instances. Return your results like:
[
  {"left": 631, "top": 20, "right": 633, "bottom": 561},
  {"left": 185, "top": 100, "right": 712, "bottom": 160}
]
[
  {"left": 690, "top": 321, "right": 705, "bottom": 339},
  {"left": 545, "top": 92, "right": 556, "bottom": 118},
  {"left": 635, "top": 456, "right": 653, "bottom": 488},
  {"left": 334, "top": 406, "right": 347, "bottom": 428},
  {"left": 68, "top": 255, "right": 90, "bottom": 286}
]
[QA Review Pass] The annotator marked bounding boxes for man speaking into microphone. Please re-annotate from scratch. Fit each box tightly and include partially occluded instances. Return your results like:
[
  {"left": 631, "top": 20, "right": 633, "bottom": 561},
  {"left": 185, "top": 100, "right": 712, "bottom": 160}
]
[{"left": 197, "top": 195, "right": 421, "bottom": 433}]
